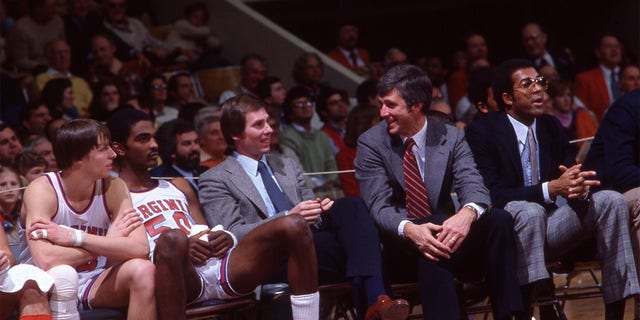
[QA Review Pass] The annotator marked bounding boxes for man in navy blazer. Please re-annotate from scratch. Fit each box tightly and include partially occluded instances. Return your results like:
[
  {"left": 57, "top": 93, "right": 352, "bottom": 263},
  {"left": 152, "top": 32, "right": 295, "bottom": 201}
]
[
  {"left": 355, "top": 64, "right": 522, "bottom": 320},
  {"left": 583, "top": 88, "right": 640, "bottom": 289},
  {"left": 466, "top": 59, "right": 638, "bottom": 320}
]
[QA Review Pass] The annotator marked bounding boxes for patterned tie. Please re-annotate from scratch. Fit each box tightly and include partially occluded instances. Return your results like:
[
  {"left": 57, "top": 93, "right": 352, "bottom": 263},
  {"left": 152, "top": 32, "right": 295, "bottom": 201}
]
[
  {"left": 257, "top": 161, "right": 293, "bottom": 212},
  {"left": 521, "top": 126, "right": 539, "bottom": 186},
  {"left": 610, "top": 69, "right": 622, "bottom": 101},
  {"left": 349, "top": 50, "right": 359, "bottom": 68},
  {"left": 403, "top": 138, "right": 432, "bottom": 219}
]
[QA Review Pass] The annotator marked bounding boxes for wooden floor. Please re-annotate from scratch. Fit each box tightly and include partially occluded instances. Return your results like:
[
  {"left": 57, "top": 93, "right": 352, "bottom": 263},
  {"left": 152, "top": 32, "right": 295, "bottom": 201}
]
[{"left": 469, "top": 268, "right": 638, "bottom": 320}]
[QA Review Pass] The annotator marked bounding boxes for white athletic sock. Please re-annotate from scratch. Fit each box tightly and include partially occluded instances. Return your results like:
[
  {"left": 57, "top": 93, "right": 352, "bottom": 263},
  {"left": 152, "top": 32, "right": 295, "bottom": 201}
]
[{"left": 290, "top": 291, "right": 319, "bottom": 320}]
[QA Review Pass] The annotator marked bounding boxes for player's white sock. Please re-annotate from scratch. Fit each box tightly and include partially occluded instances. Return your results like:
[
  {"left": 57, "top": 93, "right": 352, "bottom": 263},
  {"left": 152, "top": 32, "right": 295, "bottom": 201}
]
[
  {"left": 47, "top": 265, "right": 79, "bottom": 320},
  {"left": 290, "top": 291, "right": 319, "bottom": 320}
]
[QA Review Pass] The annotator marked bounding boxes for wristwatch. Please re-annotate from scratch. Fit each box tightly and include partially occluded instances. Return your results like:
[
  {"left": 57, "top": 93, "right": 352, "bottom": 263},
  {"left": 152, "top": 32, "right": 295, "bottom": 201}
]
[{"left": 463, "top": 204, "right": 478, "bottom": 216}]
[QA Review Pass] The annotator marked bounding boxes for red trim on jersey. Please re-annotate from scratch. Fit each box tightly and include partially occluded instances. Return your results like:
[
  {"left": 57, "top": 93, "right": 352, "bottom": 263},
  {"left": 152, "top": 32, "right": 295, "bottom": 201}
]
[
  {"left": 219, "top": 252, "right": 240, "bottom": 297},
  {"left": 81, "top": 273, "right": 101, "bottom": 310},
  {"left": 53, "top": 172, "right": 97, "bottom": 215},
  {"left": 129, "top": 180, "right": 160, "bottom": 194}
]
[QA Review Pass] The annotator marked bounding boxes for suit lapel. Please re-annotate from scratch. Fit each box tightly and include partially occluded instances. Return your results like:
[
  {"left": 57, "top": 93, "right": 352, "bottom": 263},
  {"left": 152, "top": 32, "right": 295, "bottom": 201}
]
[
  {"left": 423, "top": 120, "right": 447, "bottom": 210},
  {"left": 386, "top": 134, "right": 405, "bottom": 189},
  {"left": 497, "top": 113, "right": 525, "bottom": 185},
  {"left": 225, "top": 158, "right": 269, "bottom": 217},
  {"left": 535, "top": 118, "right": 553, "bottom": 181}
]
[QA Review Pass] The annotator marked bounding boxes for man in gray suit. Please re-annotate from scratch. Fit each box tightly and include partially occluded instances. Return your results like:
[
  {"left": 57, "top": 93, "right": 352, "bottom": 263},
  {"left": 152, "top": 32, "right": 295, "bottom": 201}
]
[
  {"left": 354, "top": 64, "right": 522, "bottom": 320},
  {"left": 198, "top": 94, "right": 409, "bottom": 320}
]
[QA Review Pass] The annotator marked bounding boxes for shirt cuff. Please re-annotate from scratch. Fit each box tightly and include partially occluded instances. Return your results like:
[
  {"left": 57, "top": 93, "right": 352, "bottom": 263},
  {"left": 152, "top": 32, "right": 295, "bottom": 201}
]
[
  {"left": 398, "top": 220, "right": 411, "bottom": 238},
  {"left": 542, "top": 182, "right": 553, "bottom": 203},
  {"left": 463, "top": 203, "right": 485, "bottom": 218}
]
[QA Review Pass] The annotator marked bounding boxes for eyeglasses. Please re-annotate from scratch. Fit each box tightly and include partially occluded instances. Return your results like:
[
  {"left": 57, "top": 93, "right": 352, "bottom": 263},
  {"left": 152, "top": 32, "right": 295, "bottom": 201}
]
[
  {"left": 152, "top": 83, "right": 167, "bottom": 90},
  {"left": 293, "top": 101, "right": 313, "bottom": 108},
  {"left": 516, "top": 76, "right": 548, "bottom": 92},
  {"left": 108, "top": 2, "right": 127, "bottom": 9}
]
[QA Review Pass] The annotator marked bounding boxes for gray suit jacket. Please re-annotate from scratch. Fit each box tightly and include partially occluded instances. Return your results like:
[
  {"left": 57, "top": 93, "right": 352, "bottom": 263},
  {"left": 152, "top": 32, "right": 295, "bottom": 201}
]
[
  {"left": 198, "top": 153, "right": 315, "bottom": 240},
  {"left": 354, "top": 116, "right": 490, "bottom": 236}
]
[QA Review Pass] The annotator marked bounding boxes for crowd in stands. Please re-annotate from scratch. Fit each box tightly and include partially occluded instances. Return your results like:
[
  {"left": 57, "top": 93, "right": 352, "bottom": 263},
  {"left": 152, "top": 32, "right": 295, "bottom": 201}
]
[{"left": 1, "top": 0, "right": 640, "bottom": 319}]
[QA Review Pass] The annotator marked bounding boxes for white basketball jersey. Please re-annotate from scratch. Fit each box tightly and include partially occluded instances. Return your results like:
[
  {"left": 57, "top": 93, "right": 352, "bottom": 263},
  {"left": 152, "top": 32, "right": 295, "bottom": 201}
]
[
  {"left": 19, "top": 172, "right": 111, "bottom": 273},
  {"left": 130, "top": 180, "right": 195, "bottom": 258}
]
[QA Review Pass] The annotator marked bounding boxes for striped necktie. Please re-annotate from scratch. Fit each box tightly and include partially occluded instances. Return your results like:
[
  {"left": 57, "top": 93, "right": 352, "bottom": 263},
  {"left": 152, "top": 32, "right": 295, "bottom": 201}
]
[{"left": 403, "top": 138, "right": 432, "bottom": 219}]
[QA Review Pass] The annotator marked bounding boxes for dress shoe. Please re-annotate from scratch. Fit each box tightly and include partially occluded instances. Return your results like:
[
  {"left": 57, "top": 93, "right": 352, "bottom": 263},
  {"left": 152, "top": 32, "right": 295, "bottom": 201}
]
[{"left": 365, "top": 295, "right": 410, "bottom": 320}]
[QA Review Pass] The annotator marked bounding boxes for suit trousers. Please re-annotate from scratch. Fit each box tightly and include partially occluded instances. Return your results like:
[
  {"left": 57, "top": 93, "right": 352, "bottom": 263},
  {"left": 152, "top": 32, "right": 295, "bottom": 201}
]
[
  {"left": 381, "top": 209, "right": 522, "bottom": 320},
  {"left": 505, "top": 190, "right": 640, "bottom": 303},
  {"left": 271, "top": 196, "right": 383, "bottom": 283}
]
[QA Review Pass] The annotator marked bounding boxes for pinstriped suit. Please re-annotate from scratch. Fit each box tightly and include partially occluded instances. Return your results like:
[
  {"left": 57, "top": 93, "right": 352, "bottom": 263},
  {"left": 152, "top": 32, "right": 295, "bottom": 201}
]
[{"left": 466, "top": 112, "right": 640, "bottom": 304}]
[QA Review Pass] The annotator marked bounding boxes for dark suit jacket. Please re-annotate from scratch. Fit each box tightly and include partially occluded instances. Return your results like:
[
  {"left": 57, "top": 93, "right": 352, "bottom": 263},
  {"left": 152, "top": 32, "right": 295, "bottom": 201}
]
[
  {"left": 198, "top": 154, "right": 315, "bottom": 240},
  {"left": 583, "top": 89, "right": 640, "bottom": 193},
  {"left": 465, "top": 112, "right": 574, "bottom": 209},
  {"left": 355, "top": 116, "right": 490, "bottom": 236},
  {"left": 525, "top": 48, "right": 575, "bottom": 80}
]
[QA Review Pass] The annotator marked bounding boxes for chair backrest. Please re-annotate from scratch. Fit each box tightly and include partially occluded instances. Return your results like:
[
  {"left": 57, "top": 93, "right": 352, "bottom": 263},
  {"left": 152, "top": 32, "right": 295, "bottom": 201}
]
[{"left": 195, "top": 66, "right": 242, "bottom": 103}]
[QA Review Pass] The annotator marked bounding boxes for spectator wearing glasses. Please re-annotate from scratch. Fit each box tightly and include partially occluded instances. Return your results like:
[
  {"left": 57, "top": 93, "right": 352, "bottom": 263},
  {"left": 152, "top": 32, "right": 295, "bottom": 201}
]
[
  {"left": 521, "top": 22, "right": 575, "bottom": 81},
  {"left": 466, "top": 59, "right": 638, "bottom": 320},
  {"left": 141, "top": 73, "right": 176, "bottom": 127},
  {"left": 315, "top": 88, "right": 350, "bottom": 154},
  {"left": 280, "top": 87, "right": 338, "bottom": 190}
]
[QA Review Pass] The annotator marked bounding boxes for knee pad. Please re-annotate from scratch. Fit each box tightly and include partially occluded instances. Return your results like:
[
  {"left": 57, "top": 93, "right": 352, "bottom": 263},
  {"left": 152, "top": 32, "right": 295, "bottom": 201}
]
[{"left": 46, "top": 265, "right": 79, "bottom": 320}]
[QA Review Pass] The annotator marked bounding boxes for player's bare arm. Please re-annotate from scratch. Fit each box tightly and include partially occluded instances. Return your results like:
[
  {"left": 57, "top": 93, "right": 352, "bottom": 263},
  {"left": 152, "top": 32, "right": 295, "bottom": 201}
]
[{"left": 23, "top": 176, "right": 94, "bottom": 270}]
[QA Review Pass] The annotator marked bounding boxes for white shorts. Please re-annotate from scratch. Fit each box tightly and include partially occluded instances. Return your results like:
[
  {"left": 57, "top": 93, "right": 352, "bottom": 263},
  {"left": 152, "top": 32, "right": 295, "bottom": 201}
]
[
  {"left": 190, "top": 248, "right": 251, "bottom": 304},
  {"left": 77, "top": 268, "right": 105, "bottom": 310}
]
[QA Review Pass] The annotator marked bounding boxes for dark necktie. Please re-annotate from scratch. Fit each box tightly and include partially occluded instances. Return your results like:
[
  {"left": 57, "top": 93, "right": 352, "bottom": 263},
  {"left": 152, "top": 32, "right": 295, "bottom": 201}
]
[
  {"left": 610, "top": 69, "right": 622, "bottom": 101},
  {"left": 349, "top": 50, "right": 359, "bottom": 68},
  {"left": 403, "top": 138, "right": 432, "bottom": 219},
  {"left": 257, "top": 161, "right": 293, "bottom": 213}
]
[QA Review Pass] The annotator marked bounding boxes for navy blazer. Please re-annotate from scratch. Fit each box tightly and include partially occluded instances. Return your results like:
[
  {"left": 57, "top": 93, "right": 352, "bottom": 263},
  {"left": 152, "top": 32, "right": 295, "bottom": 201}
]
[
  {"left": 466, "top": 112, "right": 574, "bottom": 209},
  {"left": 583, "top": 89, "right": 640, "bottom": 193}
]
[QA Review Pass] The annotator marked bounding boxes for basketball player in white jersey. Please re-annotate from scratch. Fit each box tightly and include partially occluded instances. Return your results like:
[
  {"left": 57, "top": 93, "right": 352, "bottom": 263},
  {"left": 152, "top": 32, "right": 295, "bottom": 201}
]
[
  {"left": 107, "top": 109, "right": 320, "bottom": 320},
  {"left": 20, "top": 119, "right": 156, "bottom": 319}
]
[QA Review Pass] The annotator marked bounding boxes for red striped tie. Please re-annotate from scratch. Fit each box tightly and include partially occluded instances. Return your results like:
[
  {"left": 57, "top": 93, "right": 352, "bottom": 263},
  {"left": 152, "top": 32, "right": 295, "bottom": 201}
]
[{"left": 404, "top": 138, "right": 432, "bottom": 219}]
